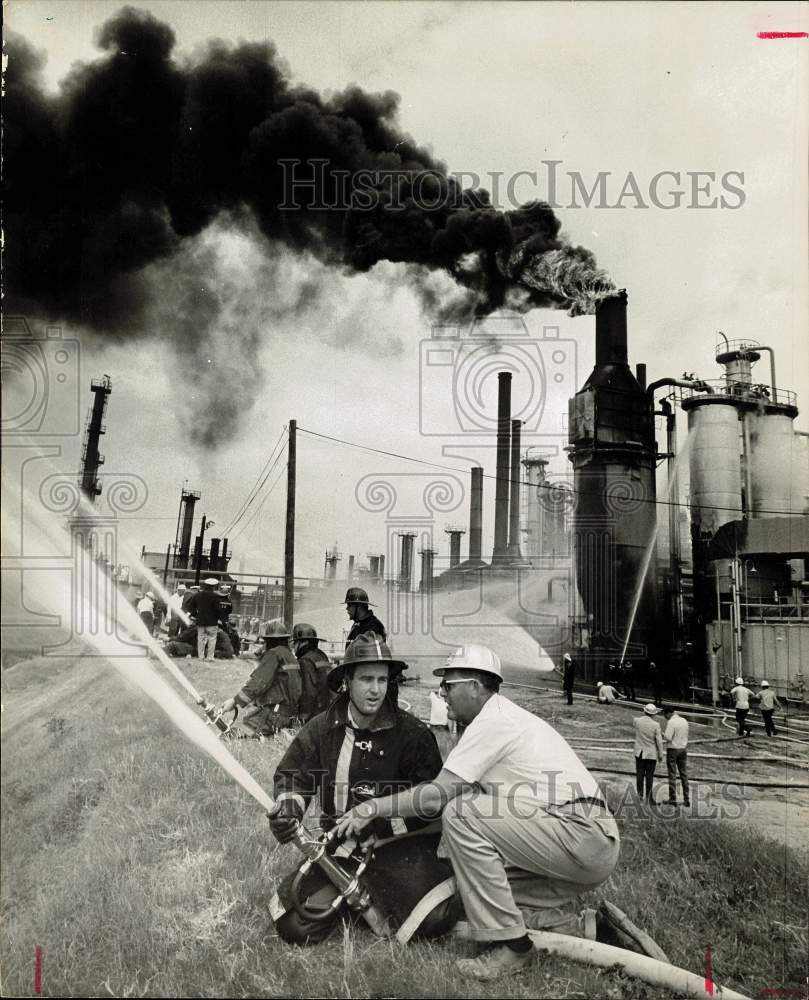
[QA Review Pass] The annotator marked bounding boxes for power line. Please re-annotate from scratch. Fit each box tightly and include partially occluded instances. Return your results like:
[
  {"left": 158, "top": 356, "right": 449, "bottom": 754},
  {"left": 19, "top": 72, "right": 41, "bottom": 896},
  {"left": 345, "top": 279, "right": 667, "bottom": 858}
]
[
  {"left": 230, "top": 460, "right": 288, "bottom": 545},
  {"left": 222, "top": 426, "right": 288, "bottom": 537},
  {"left": 297, "top": 425, "right": 807, "bottom": 518}
]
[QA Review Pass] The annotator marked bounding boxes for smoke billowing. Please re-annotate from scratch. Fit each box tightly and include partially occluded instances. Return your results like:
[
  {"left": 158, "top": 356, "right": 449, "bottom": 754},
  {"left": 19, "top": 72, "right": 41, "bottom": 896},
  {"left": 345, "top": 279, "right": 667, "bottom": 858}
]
[{"left": 4, "top": 6, "right": 613, "bottom": 443}]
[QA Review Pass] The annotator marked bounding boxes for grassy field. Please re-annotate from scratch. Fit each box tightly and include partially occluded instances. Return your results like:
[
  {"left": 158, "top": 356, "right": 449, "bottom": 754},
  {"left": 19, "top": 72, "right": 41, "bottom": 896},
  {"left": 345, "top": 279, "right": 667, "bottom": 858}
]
[{"left": 2, "top": 653, "right": 808, "bottom": 998}]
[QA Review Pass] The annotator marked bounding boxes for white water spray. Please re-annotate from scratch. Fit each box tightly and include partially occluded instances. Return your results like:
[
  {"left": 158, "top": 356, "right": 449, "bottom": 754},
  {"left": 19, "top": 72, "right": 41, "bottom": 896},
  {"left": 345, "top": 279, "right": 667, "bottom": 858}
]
[
  {"left": 5, "top": 495, "right": 276, "bottom": 816},
  {"left": 619, "top": 433, "right": 692, "bottom": 663}
]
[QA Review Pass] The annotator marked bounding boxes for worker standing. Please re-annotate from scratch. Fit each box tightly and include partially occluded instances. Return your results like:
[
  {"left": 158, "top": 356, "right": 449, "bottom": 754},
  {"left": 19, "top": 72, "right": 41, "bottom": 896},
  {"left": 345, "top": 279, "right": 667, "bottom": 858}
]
[
  {"left": 562, "top": 653, "right": 575, "bottom": 705},
  {"left": 344, "top": 587, "right": 386, "bottom": 645},
  {"left": 632, "top": 704, "right": 663, "bottom": 803},
  {"left": 729, "top": 676, "right": 755, "bottom": 737},
  {"left": 165, "top": 583, "right": 186, "bottom": 638},
  {"left": 648, "top": 660, "right": 663, "bottom": 707},
  {"left": 187, "top": 578, "right": 224, "bottom": 661},
  {"left": 757, "top": 680, "right": 782, "bottom": 737},
  {"left": 136, "top": 591, "right": 156, "bottom": 636},
  {"left": 662, "top": 706, "right": 690, "bottom": 807}
]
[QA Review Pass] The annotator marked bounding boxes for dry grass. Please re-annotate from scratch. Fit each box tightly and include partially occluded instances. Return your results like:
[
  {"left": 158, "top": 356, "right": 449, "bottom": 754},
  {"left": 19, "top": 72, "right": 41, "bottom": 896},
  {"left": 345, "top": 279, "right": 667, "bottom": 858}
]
[{"left": 1, "top": 655, "right": 807, "bottom": 998}]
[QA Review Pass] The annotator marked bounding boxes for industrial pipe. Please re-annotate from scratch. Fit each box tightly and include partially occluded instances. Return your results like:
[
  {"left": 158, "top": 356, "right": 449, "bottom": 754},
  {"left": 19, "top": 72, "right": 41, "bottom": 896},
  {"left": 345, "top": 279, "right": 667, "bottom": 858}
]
[{"left": 526, "top": 931, "right": 752, "bottom": 1000}]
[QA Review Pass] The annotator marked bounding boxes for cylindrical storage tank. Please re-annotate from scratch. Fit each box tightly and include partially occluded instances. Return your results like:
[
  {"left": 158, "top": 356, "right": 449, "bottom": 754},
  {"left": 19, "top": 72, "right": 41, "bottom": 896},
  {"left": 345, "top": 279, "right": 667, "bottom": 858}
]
[
  {"left": 687, "top": 403, "right": 742, "bottom": 537},
  {"left": 792, "top": 433, "right": 809, "bottom": 516},
  {"left": 746, "top": 411, "right": 796, "bottom": 518}
]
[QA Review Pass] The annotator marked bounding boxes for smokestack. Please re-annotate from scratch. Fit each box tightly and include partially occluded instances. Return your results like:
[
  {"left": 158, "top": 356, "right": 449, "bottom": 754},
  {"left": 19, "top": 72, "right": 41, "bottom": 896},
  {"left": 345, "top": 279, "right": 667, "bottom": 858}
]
[
  {"left": 348, "top": 554, "right": 355, "bottom": 582},
  {"left": 596, "top": 289, "right": 628, "bottom": 366},
  {"left": 178, "top": 488, "right": 200, "bottom": 568},
  {"left": 209, "top": 538, "right": 220, "bottom": 572},
  {"left": 635, "top": 363, "right": 647, "bottom": 391},
  {"left": 221, "top": 537, "right": 228, "bottom": 572},
  {"left": 420, "top": 548, "right": 436, "bottom": 591},
  {"left": 378, "top": 554, "right": 385, "bottom": 581},
  {"left": 399, "top": 533, "right": 415, "bottom": 590},
  {"left": 507, "top": 419, "right": 524, "bottom": 560},
  {"left": 369, "top": 555, "right": 379, "bottom": 578},
  {"left": 470, "top": 467, "right": 483, "bottom": 563},
  {"left": 492, "top": 372, "right": 512, "bottom": 563},
  {"left": 448, "top": 531, "right": 462, "bottom": 567}
]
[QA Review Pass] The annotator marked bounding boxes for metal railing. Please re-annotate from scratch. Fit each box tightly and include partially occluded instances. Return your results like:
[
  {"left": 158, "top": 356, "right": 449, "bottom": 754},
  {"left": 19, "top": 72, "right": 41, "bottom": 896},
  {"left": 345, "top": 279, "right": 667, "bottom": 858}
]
[{"left": 677, "top": 378, "right": 797, "bottom": 408}]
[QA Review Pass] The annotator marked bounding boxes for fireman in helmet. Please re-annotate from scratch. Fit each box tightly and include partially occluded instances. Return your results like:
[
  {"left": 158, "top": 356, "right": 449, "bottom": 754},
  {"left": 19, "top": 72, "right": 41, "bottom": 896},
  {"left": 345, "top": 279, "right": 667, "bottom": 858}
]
[
  {"left": 219, "top": 620, "right": 301, "bottom": 735},
  {"left": 292, "top": 622, "right": 331, "bottom": 722},
  {"left": 344, "top": 587, "right": 386, "bottom": 645},
  {"left": 268, "top": 632, "right": 459, "bottom": 945}
]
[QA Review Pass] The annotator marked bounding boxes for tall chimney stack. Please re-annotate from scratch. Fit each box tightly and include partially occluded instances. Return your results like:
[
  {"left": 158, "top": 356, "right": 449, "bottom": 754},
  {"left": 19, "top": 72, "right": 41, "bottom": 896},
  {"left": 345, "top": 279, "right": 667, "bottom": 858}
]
[
  {"left": 507, "top": 419, "right": 526, "bottom": 562},
  {"left": 469, "top": 467, "right": 483, "bottom": 563},
  {"left": 492, "top": 372, "right": 512, "bottom": 564}
]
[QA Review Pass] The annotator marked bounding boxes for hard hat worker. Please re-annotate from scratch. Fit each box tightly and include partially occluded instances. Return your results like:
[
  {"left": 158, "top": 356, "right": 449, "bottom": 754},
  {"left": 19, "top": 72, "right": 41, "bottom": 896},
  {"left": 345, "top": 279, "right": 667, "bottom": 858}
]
[
  {"left": 336, "top": 643, "right": 620, "bottom": 981},
  {"left": 292, "top": 623, "right": 331, "bottom": 722},
  {"left": 136, "top": 591, "right": 156, "bottom": 636},
  {"left": 633, "top": 703, "right": 664, "bottom": 803},
  {"left": 729, "top": 676, "right": 755, "bottom": 737},
  {"left": 561, "top": 652, "right": 575, "bottom": 705},
  {"left": 187, "top": 578, "right": 225, "bottom": 661},
  {"left": 343, "top": 587, "right": 386, "bottom": 644},
  {"left": 756, "top": 680, "right": 782, "bottom": 737},
  {"left": 219, "top": 620, "right": 302, "bottom": 735},
  {"left": 268, "top": 633, "right": 459, "bottom": 945}
]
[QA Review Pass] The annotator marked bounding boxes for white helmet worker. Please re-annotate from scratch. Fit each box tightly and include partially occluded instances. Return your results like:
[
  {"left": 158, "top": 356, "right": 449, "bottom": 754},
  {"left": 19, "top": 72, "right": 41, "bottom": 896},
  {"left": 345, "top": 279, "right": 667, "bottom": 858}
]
[
  {"left": 434, "top": 644, "right": 503, "bottom": 682},
  {"left": 735, "top": 676, "right": 744, "bottom": 685},
  {"left": 760, "top": 680, "right": 770, "bottom": 688}
]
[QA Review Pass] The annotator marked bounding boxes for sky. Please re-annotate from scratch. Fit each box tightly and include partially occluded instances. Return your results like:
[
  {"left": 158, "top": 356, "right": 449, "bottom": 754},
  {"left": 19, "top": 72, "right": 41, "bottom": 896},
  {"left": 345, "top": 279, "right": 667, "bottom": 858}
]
[{"left": 4, "top": 0, "right": 808, "bottom": 582}]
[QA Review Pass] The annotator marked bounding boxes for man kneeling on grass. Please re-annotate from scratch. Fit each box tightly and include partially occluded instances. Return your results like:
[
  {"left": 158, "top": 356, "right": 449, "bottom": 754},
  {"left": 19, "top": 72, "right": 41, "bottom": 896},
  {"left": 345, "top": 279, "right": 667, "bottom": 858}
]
[
  {"left": 336, "top": 643, "right": 621, "bottom": 982},
  {"left": 267, "top": 633, "right": 460, "bottom": 945}
]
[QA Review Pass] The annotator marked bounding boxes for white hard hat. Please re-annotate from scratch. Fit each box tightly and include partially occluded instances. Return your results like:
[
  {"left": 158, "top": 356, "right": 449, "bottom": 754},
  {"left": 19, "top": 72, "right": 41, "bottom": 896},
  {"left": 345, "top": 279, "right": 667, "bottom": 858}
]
[
  {"left": 760, "top": 680, "right": 770, "bottom": 688},
  {"left": 434, "top": 644, "right": 502, "bottom": 681},
  {"left": 596, "top": 681, "right": 603, "bottom": 688},
  {"left": 204, "top": 577, "right": 218, "bottom": 586},
  {"left": 563, "top": 653, "right": 572, "bottom": 661},
  {"left": 178, "top": 584, "right": 187, "bottom": 591},
  {"left": 146, "top": 591, "right": 155, "bottom": 599},
  {"left": 735, "top": 676, "right": 744, "bottom": 685},
  {"left": 643, "top": 703, "right": 659, "bottom": 715}
]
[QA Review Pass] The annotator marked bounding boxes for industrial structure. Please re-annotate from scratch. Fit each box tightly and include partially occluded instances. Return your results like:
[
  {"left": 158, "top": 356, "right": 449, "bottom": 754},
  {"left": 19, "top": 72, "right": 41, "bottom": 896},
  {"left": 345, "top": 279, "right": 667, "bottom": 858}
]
[{"left": 78, "top": 375, "right": 112, "bottom": 501}]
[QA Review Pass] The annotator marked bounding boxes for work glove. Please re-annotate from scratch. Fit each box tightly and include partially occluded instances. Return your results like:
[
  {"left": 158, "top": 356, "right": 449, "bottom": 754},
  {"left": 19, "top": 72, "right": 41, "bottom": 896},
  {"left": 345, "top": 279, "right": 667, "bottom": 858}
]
[{"left": 268, "top": 798, "right": 303, "bottom": 845}]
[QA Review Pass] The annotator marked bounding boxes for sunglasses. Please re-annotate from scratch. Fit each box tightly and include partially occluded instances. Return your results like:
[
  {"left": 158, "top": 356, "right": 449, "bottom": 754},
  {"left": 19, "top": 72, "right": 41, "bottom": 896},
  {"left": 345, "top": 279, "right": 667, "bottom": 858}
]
[{"left": 438, "top": 677, "right": 477, "bottom": 696}]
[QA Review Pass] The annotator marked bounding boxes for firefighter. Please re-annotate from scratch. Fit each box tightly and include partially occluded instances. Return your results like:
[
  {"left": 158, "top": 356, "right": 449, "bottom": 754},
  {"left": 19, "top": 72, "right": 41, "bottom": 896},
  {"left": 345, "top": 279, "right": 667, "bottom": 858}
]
[
  {"left": 293, "top": 623, "right": 331, "bottom": 722},
  {"left": 344, "top": 587, "right": 386, "bottom": 645},
  {"left": 267, "top": 633, "right": 459, "bottom": 945},
  {"left": 219, "top": 620, "right": 301, "bottom": 735}
]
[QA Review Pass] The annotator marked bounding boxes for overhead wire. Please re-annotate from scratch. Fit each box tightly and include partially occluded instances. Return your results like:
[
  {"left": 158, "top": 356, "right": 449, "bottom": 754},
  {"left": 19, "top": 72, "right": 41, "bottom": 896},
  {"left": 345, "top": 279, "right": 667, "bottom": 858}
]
[
  {"left": 223, "top": 426, "right": 288, "bottom": 538},
  {"left": 296, "top": 425, "right": 806, "bottom": 518}
]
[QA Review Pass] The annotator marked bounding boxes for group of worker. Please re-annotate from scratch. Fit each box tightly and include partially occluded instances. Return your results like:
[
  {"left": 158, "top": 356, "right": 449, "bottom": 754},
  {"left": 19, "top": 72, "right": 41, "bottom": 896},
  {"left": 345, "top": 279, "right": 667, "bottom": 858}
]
[
  {"left": 198, "top": 587, "right": 619, "bottom": 981},
  {"left": 632, "top": 703, "right": 690, "bottom": 807},
  {"left": 728, "top": 676, "right": 783, "bottom": 737}
]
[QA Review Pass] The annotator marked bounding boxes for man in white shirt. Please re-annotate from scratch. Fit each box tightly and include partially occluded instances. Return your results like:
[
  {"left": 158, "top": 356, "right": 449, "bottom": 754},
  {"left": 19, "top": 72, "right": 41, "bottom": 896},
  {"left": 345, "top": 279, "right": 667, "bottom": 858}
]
[
  {"left": 165, "top": 584, "right": 187, "bottom": 637},
  {"left": 136, "top": 591, "right": 156, "bottom": 636},
  {"left": 757, "top": 680, "right": 782, "bottom": 737},
  {"left": 662, "top": 706, "right": 690, "bottom": 806},
  {"left": 632, "top": 704, "right": 664, "bottom": 802},
  {"left": 335, "top": 643, "right": 620, "bottom": 981},
  {"left": 729, "top": 676, "right": 755, "bottom": 736},
  {"left": 597, "top": 681, "right": 621, "bottom": 704}
]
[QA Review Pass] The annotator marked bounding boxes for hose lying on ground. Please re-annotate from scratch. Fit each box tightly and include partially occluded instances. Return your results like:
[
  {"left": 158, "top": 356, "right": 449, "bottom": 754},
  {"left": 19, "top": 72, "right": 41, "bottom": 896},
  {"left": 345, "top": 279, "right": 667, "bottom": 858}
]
[
  {"left": 586, "top": 766, "right": 809, "bottom": 790},
  {"left": 526, "top": 930, "right": 752, "bottom": 1000},
  {"left": 572, "top": 746, "right": 808, "bottom": 770}
]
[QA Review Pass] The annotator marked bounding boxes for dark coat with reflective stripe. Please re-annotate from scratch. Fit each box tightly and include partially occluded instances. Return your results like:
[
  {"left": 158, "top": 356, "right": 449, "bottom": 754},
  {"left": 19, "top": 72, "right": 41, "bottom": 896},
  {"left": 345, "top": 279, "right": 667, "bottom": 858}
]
[
  {"left": 273, "top": 693, "right": 441, "bottom": 838},
  {"left": 346, "top": 613, "right": 387, "bottom": 646},
  {"left": 237, "top": 644, "right": 301, "bottom": 731}
]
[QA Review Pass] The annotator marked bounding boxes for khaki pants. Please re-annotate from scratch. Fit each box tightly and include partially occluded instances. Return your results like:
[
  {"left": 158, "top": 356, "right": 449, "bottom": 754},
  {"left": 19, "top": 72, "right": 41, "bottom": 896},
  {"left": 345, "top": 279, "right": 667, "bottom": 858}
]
[
  {"left": 197, "top": 625, "right": 218, "bottom": 660},
  {"left": 441, "top": 791, "right": 620, "bottom": 943}
]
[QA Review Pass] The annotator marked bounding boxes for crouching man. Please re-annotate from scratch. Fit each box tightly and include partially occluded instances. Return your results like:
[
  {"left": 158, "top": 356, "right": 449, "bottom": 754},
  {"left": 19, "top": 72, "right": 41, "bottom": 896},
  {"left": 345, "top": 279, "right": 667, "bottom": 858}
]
[
  {"left": 267, "top": 633, "right": 459, "bottom": 944},
  {"left": 337, "top": 644, "right": 620, "bottom": 982}
]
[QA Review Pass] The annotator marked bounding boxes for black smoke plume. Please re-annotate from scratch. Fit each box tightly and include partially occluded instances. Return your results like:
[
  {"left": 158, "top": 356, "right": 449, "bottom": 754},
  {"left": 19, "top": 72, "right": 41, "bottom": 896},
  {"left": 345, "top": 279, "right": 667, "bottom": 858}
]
[{"left": 4, "top": 7, "right": 612, "bottom": 442}]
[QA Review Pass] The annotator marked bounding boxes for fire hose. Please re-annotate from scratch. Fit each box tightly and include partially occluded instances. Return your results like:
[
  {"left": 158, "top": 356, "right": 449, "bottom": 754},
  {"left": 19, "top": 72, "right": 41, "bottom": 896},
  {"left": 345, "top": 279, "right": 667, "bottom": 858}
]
[{"left": 157, "top": 657, "right": 392, "bottom": 934}]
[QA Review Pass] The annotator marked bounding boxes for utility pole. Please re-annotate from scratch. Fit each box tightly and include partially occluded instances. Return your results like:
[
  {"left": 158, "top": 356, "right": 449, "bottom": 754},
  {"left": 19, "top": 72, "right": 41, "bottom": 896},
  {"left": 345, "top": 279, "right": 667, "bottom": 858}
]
[{"left": 284, "top": 421, "right": 296, "bottom": 630}]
